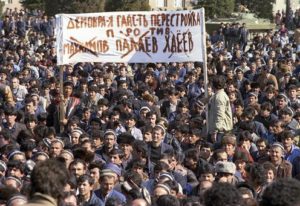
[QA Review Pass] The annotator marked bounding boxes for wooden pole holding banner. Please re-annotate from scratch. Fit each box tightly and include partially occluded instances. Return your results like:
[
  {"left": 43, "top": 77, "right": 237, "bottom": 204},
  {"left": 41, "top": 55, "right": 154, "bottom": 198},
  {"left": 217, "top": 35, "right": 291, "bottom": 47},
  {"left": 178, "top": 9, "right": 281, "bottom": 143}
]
[
  {"left": 59, "top": 65, "right": 65, "bottom": 133},
  {"left": 201, "top": 8, "right": 209, "bottom": 135}
]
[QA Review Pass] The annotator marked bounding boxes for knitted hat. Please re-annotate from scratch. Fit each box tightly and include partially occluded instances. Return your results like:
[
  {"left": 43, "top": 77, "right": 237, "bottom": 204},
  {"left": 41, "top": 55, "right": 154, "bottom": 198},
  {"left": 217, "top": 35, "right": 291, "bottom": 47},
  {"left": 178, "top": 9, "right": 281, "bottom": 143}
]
[{"left": 102, "top": 163, "right": 122, "bottom": 177}]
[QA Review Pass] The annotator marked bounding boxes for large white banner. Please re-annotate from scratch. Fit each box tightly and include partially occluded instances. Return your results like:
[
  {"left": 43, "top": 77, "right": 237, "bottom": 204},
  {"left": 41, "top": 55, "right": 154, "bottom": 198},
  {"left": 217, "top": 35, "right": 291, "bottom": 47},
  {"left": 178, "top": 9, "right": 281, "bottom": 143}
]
[{"left": 56, "top": 9, "right": 204, "bottom": 65}]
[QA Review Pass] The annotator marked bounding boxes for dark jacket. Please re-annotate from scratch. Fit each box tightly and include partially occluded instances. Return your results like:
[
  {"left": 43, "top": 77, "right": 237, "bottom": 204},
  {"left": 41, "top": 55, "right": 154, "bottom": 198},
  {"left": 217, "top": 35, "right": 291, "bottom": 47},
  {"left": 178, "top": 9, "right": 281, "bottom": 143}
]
[
  {"left": 78, "top": 192, "right": 104, "bottom": 206},
  {"left": 148, "top": 142, "right": 173, "bottom": 166},
  {"left": 94, "top": 189, "right": 126, "bottom": 205}
]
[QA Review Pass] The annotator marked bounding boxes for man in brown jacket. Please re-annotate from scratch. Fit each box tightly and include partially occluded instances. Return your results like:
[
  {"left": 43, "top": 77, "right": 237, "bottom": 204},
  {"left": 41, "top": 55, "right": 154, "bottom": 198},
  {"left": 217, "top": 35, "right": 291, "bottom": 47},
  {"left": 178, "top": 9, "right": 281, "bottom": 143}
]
[{"left": 269, "top": 142, "right": 292, "bottom": 178}]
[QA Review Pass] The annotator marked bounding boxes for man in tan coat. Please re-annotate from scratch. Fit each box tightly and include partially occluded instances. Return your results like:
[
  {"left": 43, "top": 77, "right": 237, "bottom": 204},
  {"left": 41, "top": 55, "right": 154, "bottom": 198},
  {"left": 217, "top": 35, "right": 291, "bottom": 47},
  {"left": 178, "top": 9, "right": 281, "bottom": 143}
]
[
  {"left": 208, "top": 75, "right": 233, "bottom": 143},
  {"left": 294, "top": 25, "right": 300, "bottom": 52}
]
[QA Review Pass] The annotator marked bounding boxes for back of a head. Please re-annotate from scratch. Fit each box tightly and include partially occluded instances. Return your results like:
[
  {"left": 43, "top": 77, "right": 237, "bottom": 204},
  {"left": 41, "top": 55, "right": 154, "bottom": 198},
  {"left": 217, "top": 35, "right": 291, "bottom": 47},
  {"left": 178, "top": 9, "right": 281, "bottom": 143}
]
[
  {"left": 212, "top": 75, "right": 226, "bottom": 90},
  {"left": 156, "top": 195, "right": 180, "bottom": 206},
  {"left": 204, "top": 182, "right": 242, "bottom": 206},
  {"left": 260, "top": 179, "right": 300, "bottom": 206},
  {"left": 30, "top": 159, "right": 69, "bottom": 200}
]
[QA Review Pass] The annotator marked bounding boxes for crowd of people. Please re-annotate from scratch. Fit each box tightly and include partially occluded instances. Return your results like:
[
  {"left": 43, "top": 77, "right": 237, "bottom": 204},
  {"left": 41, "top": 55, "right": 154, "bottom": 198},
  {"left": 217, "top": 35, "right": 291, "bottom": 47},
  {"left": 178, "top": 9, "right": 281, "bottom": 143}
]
[{"left": 1, "top": 6, "right": 300, "bottom": 206}]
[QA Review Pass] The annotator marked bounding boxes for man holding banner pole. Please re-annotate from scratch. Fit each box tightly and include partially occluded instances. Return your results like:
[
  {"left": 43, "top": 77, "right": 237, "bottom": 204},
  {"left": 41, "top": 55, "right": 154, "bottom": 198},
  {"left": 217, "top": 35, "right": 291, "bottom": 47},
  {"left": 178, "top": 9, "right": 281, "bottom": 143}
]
[{"left": 59, "top": 65, "right": 65, "bottom": 133}]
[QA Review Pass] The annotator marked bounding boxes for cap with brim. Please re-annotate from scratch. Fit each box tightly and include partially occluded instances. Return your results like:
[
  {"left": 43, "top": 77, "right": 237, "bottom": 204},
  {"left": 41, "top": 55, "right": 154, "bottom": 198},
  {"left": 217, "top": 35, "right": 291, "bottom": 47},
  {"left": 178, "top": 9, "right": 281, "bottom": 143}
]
[
  {"left": 30, "top": 93, "right": 39, "bottom": 98},
  {"left": 35, "top": 152, "right": 49, "bottom": 159},
  {"left": 277, "top": 93, "right": 288, "bottom": 101},
  {"left": 280, "top": 107, "right": 294, "bottom": 116},
  {"left": 139, "top": 106, "right": 151, "bottom": 113},
  {"left": 71, "top": 128, "right": 83, "bottom": 135},
  {"left": 52, "top": 138, "right": 65, "bottom": 148},
  {"left": 158, "top": 172, "right": 175, "bottom": 181},
  {"left": 61, "top": 150, "right": 74, "bottom": 159},
  {"left": 248, "top": 92, "right": 258, "bottom": 98},
  {"left": 8, "top": 151, "right": 23, "bottom": 160},
  {"left": 154, "top": 184, "right": 171, "bottom": 194},
  {"left": 271, "top": 142, "right": 285, "bottom": 151},
  {"left": 102, "top": 163, "right": 122, "bottom": 177},
  {"left": 100, "top": 169, "right": 117, "bottom": 177},
  {"left": 154, "top": 124, "right": 166, "bottom": 135},
  {"left": 5, "top": 176, "right": 22, "bottom": 187},
  {"left": 104, "top": 130, "right": 117, "bottom": 138},
  {"left": 7, "top": 195, "right": 27, "bottom": 206}
]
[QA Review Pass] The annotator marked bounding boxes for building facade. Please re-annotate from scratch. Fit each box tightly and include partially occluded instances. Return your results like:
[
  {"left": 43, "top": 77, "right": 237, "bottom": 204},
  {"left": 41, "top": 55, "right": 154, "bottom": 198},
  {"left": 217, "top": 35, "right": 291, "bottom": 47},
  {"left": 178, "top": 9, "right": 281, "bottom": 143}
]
[
  {"left": 1, "top": 0, "right": 22, "bottom": 11},
  {"left": 273, "top": 0, "right": 300, "bottom": 14},
  {"left": 149, "top": 0, "right": 194, "bottom": 10}
]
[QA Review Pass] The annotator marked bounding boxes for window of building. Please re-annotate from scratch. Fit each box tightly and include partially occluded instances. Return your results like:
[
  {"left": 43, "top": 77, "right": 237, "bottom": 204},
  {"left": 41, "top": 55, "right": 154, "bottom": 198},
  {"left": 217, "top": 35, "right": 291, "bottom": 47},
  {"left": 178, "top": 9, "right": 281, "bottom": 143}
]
[
  {"left": 156, "top": 0, "right": 164, "bottom": 7},
  {"left": 164, "top": 0, "right": 168, "bottom": 7},
  {"left": 174, "top": 0, "right": 182, "bottom": 7},
  {"left": 8, "top": 0, "right": 13, "bottom": 3}
]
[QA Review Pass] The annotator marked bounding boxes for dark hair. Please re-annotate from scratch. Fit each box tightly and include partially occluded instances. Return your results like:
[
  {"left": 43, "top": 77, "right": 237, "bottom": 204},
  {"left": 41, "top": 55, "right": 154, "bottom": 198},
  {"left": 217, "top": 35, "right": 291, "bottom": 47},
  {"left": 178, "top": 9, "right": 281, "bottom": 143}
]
[
  {"left": 154, "top": 161, "right": 170, "bottom": 173},
  {"left": 181, "top": 196, "right": 202, "bottom": 206},
  {"left": 45, "top": 127, "right": 56, "bottom": 137},
  {"left": 260, "top": 179, "right": 300, "bottom": 206},
  {"left": 98, "top": 98, "right": 109, "bottom": 106},
  {"left": 67, "top": 116, "right": 80, "bottom": 126},
  {"left": 279, "top": 130, "right": 294, "bottom": 140},
  {"left": 260, "top": 102, "right": 273, "bottom": 111},
  {"left": 238, "top": 131, "right": 253, "bottom": 143},
  {"left": 212, "top": 75, "right": 226, "bottom": 90},
  {"left": 88, "top": 161, "right": 103, "bottom": 171},
  {"left": 141, "top": 125, "right": 153, "bottom": 134},
  {"left": 245, "top": 163, "right": 266, "bottom": 186},
  {"left": 256, "top": 138, "right": 268, "bottom": 146},
  {"left": 199, "top": 163, "right": 215, "bottom": 176},
  {"left": 203, "top": 182, "right": 242, "bottom": 206},
  {"left": 20, "top": 140, "right": 36, "bottom": 152},
  {"left": 242, "top": 107, "right": 256, "bottom": 120},
  {"left": 156, "top": 195, "right": 181, "bottom": 206},
  {"left": 164, "top": 180, "right": 179, "bottom": 194},
  {"left": 24, "top": 97, "right": 34, "bottom": 105},
  {"left": 109, "top": 148, "right": 125, "bottom": 159},
  {"left": 37, "top": 113, "right": 48, "bottom": 122},
  {"left": 185, "top": 149, "right": 200, "bottom": 162},
  {"left": 124, "top": 171, "right": 143, "bottom": 187},
  {"left": 7, "top": 161, "right": 25, "bottom": 174},
  {"left": 262, "top": 162, "right": 276, "bottom": 179},
  {"left": 24, "top": 114, "right": 37, "bottom": 124},
  {"left": 67, "top": 174, "right": 77, "bottom": 190},
  {"left": 77, "top": 174, "right": 94, "bottom": 185},
  {"left": 105, "top": 197, "right": 124, "bottom": 206},
  {"left": 30, "top": 159, "right": 69, "bottom": 199},
  {"left": 190, "top": 129, "right": 202, "bottom": 137},
  {"left": 126, "top": 158, "right": 146, "bottom": 171},
  {"left": 69, "top": 159, "right": 87, "bottom": 170},
  {"left": 234, "top": 99, "right": 244, "bottom": 108},
  {"left": 0, "top": 129, "right": 13, "bottom": 141}
]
